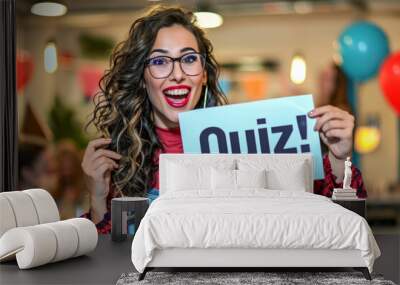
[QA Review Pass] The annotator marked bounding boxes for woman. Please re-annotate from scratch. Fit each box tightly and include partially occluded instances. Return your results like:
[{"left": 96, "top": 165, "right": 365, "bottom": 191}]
[{"left": 82, "top": 6, "right": 365, "bottom": 233}]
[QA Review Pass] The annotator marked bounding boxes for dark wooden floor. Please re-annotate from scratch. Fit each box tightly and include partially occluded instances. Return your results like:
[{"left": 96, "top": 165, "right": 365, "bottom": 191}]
[
  {"left": 373, "top": 233, "right": 400, "bottom": 284},
  {"left": 0, "top": 233, "right": 398, "bottom": 284}
]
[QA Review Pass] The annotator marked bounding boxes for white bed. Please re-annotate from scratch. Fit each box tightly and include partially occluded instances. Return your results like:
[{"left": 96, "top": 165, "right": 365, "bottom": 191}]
[{"left": 131, "top": 154, "right": 380, "bottom": 281}]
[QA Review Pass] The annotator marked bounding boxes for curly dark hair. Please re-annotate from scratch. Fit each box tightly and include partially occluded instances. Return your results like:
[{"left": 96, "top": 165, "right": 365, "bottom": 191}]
[
  {"left": 87, "top": 5, "right": 228, "bottom": 197},
  {"left": 330, "top": 63, "right": 351, "bottom": 113}
]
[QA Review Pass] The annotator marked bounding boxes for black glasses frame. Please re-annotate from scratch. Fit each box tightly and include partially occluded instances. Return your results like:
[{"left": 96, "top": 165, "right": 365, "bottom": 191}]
[{"left": 144, "top": 52, "right": 206, "bottom": 79}]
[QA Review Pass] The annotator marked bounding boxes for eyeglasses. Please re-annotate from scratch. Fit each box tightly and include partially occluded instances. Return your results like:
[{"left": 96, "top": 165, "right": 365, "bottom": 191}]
[{"left": 145, "top": 52, "right": 206, "bottom": 79}]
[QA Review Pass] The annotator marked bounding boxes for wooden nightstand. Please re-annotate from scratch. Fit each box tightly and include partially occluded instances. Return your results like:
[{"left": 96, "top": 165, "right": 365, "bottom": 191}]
[{"left": 332, "top": 198, "right": 366, "bottom": 218}]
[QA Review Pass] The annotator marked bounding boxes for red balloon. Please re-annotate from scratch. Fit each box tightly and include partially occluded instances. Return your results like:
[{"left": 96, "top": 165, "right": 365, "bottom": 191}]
[
  {"left": 16, "top": 51, "right": 34, "bottom": 93},
  {"left": 78, "top": 66, "right": 103, "bottom": 100},
  {"left": 379, "top": 52, "right": 400, "bottom": 115}
]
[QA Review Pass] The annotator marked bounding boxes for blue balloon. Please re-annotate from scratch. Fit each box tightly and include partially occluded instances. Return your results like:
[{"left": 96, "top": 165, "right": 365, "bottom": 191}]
[
  {"left": 219, "top": 78, "right": 232, "bottom": 96},
  {"left": 338, "top": 21, "right": 390, "bottom": 82}
]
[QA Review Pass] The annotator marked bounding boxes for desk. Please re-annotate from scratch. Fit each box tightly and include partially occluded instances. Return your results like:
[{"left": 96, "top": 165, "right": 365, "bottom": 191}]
[
  {"left": 0, "top": 235, "right": 134, "bottom": 285},
  {"left": 1, "top": 234, "right": 398, "bottom": 285}
]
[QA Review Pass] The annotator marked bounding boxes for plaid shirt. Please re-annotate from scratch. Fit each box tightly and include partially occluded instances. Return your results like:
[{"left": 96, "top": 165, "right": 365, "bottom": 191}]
[{"left": 82, "top": 153, "right": 367, "bottom": 234}]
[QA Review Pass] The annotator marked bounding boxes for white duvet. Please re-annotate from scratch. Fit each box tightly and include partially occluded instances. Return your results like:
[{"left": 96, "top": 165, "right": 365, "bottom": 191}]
[{"left": 131, "top": 190, "right": 380, "bottom": 273}]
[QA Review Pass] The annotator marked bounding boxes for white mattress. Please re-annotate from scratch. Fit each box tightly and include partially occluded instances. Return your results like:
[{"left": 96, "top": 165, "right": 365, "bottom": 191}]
[{"left": 131, "top": 190, "right": 380, "bottom": 273}]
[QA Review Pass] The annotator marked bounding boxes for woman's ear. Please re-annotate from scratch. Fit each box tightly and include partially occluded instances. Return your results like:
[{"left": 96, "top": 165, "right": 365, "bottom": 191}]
[{"left": 202, "top": 71, "right": 207, "bottom": 85}]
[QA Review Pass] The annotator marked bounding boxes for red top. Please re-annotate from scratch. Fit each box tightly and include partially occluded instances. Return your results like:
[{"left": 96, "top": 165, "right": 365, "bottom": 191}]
[{"left": 83, "top": 126, "right": 367, "bottom": 234}]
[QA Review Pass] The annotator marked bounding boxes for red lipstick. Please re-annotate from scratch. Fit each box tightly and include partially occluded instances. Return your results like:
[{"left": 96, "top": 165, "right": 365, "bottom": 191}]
[{"left": 162, "top": 85, "right": 192, "bottom": 108}]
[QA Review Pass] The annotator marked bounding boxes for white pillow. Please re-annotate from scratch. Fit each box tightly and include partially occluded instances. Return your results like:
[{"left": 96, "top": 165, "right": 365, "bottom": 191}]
[
  {"left": 167, "top": 162, "right": 211, "bottom": 191},
  {"left": 211, "top": 168, "right": 236, "bottom": 190},
  {"left": 266, "top": 161, "right": 309, "bottom": 191},
  {"left": 211, "top": 169, "right": 268, "bottom": 190},
  {"left": 236, "top": 169, "right": 267, "bottom": 189},
  {"left": 165, "top": 158, "right": 236, "bottom": 193},
  {"left": 237, "top": 157, "right": 312, "bottom": 192}
]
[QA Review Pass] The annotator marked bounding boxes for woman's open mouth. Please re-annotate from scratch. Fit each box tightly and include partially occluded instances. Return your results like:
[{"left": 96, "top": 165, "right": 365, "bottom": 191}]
[{"left": 162, "top": 85, "right": 191, "bottom": 108}]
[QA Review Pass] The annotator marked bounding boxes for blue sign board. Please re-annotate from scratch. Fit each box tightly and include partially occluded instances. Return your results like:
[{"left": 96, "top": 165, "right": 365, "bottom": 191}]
[{"left": 179, "top": 94, "right": 323, "bottom": 179}]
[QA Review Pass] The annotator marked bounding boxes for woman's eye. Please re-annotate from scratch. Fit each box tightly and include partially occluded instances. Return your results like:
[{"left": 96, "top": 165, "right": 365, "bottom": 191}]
[
  {"left": 150, "top": 57, "right": 168, "bottom": 65},
  {"left": 182, "top": 54, "right": 198, "bottom": 64}
]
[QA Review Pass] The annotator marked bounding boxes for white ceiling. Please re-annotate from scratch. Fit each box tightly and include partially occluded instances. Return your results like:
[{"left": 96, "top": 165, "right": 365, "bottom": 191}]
[{"left": 16, "top": 0, "right": 400, "bottom": 16}]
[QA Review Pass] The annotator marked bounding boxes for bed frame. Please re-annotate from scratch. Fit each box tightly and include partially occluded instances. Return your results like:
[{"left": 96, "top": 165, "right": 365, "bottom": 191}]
[
  {"left": 138, "top": 248, "right": 371, "bottom": 280},
  {"left": 137, "top": 154, "right": 372, "bottom": 281}
]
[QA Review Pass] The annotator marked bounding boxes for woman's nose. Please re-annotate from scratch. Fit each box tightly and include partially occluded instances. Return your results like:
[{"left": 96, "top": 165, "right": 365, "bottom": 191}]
[{"left": 169, "top": 60, "right": 185, "bottom": 82}]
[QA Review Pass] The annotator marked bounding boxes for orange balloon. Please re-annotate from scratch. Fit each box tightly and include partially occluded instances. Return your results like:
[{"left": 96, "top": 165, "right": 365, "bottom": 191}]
[{"left": 240, "top": 73, "right": 268, "bottom": 101}]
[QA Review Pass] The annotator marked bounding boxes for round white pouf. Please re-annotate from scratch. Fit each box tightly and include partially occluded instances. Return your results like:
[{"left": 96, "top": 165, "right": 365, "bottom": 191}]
[
  {"left": 64, "top": 218, "right": 98, "bottom": 257},
  {"left": 42, "top": 221, "right": 79, "bottom": 262},
  {"left": 0, "top": 226, "right": 57, "bottom": 269},
  {"left": 0, "top": 196, "right": 17, "bottom": 238},
  {"left": 23, "top": 189, "right": 60, "bottom": 223},
  {"left": 0, "top": 192, "right": 39, "bottom": 227}
]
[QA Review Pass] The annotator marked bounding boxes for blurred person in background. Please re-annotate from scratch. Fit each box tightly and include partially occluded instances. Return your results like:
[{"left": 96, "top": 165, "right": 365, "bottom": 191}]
[
  {"left": 56, "top": 140, "right": 89, "bottom": 219},
  {"left": 18, "top": 142, "right": 59, "bottom": 199}
]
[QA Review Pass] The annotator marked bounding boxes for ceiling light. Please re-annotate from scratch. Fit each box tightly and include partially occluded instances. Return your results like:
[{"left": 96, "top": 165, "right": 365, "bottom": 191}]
[
  {"left": 194, "top": 11, "right": 223, "bottom": 29},
  {"left": 44, "top": 41, "right": 58, "bottom": 73},
  {"left": 31, "top": 2, "right": 67, "bottom": 17},
  {"left": 290, "top": 53, "right": 307, "bottom": 84}
]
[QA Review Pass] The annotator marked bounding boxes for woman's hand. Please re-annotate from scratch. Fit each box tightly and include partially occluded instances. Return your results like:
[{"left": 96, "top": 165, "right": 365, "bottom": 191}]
[
  {"left": 81, "top": 138, "right": 121, "bottom": 222},
  {"left": 309, "top": 105, "right": 355, "bottom": 160}
]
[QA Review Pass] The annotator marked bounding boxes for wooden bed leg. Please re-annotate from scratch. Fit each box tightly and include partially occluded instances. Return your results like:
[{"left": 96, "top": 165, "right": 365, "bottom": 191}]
[
  {"left": 354, "top": 267, "right": 371, "bottom": 280},
  {"left": 138, "top": 268, "right": 148, "bottom": 281}
]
